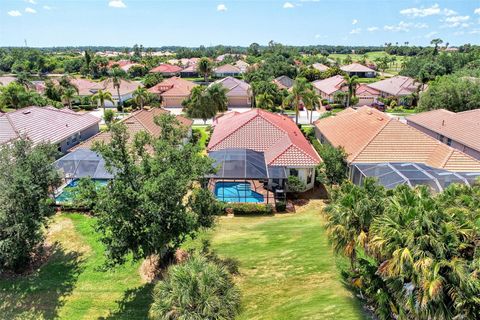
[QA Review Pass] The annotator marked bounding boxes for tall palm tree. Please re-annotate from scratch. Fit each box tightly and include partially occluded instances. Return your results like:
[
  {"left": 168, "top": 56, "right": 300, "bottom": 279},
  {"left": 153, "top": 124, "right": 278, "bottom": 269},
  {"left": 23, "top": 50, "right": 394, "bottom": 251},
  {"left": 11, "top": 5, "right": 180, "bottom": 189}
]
[
  {"left": 92, "top": 89, "right": 113, "bottom": 113},
  {"left": 133, "top": 87, "right": 149, "bottom": 110},
  {"left": 61, "top": 86, "right": 79, "bottom": 109},
  {"left": 302, "top": 89, "right": 319, "bottom": 124},
  {"left": 284, "top": 77, "right": 311, "bottom": 125},
  {"left": 341, "top": 75, "right": 359, "bottom": 107},
  {"left": 206, "top": 83, "right": 228, "bottom": 112},
  {"left": 197, "top": 57, "right": 212, "bottom": 83},
  {"left": 106, "top": 67, "right": 126, "bottom": 107},
  {"left": 256, "top": 93, "right": 275, "bottom": 110},
  {"left": 15, "top": 72, "right": 34, "bottom": 90}
]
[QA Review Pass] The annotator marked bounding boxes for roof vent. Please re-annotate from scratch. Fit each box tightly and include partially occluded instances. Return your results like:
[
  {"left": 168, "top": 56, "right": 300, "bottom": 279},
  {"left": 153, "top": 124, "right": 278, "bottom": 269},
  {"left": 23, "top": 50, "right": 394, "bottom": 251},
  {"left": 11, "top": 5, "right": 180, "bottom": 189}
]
[
  {"left": 442, "top": 120, "right": 445, "bottom": 126},
  {"left": 22, "top": 111, "right": 31, "bottom": 115},
  {"left": 377, "top": 117, "right": 383, "bottom": 121},
  {"left": 366, "top": 110, "right": 372, "bottom": 115}
]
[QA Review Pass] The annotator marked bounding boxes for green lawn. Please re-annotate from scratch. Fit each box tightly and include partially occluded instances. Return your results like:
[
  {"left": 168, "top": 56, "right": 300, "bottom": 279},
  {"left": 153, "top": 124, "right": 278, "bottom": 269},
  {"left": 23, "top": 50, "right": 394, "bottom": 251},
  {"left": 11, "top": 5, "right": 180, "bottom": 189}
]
[
  {"left": 192, "top": 125, "right": 210, "bottom": 152},
  {"left": 0, "top": 202, "right": 368, "bottom": 320},
  {"left": 185, "top": 200, "right": 368, "bottom": 320}
]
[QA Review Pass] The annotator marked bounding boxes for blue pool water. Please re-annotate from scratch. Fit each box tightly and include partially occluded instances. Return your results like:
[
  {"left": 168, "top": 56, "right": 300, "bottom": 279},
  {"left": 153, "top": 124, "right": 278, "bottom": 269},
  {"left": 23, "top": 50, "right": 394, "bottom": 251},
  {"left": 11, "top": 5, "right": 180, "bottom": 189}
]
[
  {"left": 56, "top": 179, "right": 109, "bottom": 204},
  {"left": 214, "top": 182, "right": 264, "bottom": 203}
]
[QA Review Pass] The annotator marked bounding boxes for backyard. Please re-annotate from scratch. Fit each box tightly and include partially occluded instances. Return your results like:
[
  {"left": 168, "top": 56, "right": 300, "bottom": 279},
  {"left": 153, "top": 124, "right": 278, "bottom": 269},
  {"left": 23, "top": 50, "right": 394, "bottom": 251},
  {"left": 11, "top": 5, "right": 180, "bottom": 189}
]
[{"left": 0, "top": 201, "right": 368, "bottom": 320}]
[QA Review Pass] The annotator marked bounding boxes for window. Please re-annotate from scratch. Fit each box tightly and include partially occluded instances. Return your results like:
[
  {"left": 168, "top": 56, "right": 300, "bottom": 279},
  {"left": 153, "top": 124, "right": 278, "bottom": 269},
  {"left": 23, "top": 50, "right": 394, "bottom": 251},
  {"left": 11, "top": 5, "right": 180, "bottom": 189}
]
[
  {"left": 307, "top": 168, "right": 313, "bottom": 184},
  {"left": 289, "top": 168, "right": 299, "bottom": 177},
  {"left": 447, "top": 138, "right": 452, "bottom": 146}
]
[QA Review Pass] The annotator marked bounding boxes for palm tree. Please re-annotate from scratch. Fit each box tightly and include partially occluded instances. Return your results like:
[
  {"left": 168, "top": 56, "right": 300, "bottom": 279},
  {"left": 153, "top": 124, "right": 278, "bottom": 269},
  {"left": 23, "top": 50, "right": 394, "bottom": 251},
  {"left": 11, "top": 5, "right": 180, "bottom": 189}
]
[
  {"left": 197, "top": 57, "right": 212, "bottom": 83},
  {"left": 341, "top": 75, "right": 359, "bottom": 107},
  {"left": 284, "top": 77, "right": 311, "bottom": 124},
  {"left": 106, "top": 67, "right": 126, "bottom": 107},
  {"left": 92, "top": 89, "right": 113, "bottom": 113},
  {"left": 61, "top": 86, "right": 78, "bottom": 109},
  {"left": 133, "top": 87, "right": 149, "bottom": 109},
  {"left": 256, "top": 93, "right": 275, "bottom": 110},
  {"left": 206, "top": 83, "right": 228, "bottom": 112},
  {"left": 150, "top": 255, "right": 241, "bottom": 320},
  {"left": 430, "top": 38, "right": 443, "bottom": 55},
  {"left": 302, "top": 89, "right": 319, "bottom": 124},
  {"left": 15, "top": 72, "right": 34, "bottom": 90}
]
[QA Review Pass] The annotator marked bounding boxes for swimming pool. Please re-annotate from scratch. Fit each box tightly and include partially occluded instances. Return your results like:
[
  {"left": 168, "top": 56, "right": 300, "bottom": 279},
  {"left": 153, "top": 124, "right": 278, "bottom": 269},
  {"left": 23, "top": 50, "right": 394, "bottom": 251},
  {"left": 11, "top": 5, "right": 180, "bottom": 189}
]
[
  {"left": 55, "top": 179, "right": 109, "bottom": 204},
  {"left": 214, "top": 182, "right": 264, "bottom": 203}
]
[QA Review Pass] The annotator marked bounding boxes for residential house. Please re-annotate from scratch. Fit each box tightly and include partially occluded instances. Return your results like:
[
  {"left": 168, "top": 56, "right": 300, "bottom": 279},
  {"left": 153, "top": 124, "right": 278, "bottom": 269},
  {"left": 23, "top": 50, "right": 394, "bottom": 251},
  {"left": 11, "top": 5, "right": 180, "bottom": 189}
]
[
  {"left": 148, "top": 77, "right": 197, "bottom": 108},
  {"left": 149, "top": 64, "right": 183, "bottom": 77},
  {"left": 70, "top": 78, "right": 104, "bottom": 97},
  {"left": 355, "top": 84, "right": 380, "bottom": 106},
  {"left": 72, "top": 108, "right": 193, "bottom": 151},
  {"left": 211, "top": 77, "right": 252, "bottom": 108},
  {"left": 213, "top": 64, "right": 242, "bottom": 78},
  {"left": 107, "top": 60, "right": 141, "bottom": 72},
  {"left": 180, "top": 65, "right": 199, "bottom": 78},
  {"left": 216, "top": 53, "right": 246, "bottom": 62},
  {"left": 314, "top": 107, "right": 480, "bottom": 191},
  {"left": 208, "top": 109, "right": 321, "bottom": 191},
  {"left": 340, "top": 63, "right": 376, "bottom": 78},
  {"left": 0, "top": 76, "right": 17, "bottom": 86},
  {"left": 0, "top": 106, "right": 100, "bottom": 154},
  {"left": 272, "top": 76, "right": 294, "bottom": 90},
  {"left": 312, "top": 63, "right": 329, "bottom": 72},
  {"left": 406, "top": 109, "right": 480, "bottom": 160},
  {"left": 367, "top": 76, "right": 421, "bottom": 99},
  {"left": 235, "top": 60, "right": 250, "bottom": 73},
  {"left": 100, "top": 79, "right": 142, "bottom": 107},
  {"left": 312, "top": 75, "right": 346, "bottom": 101}
]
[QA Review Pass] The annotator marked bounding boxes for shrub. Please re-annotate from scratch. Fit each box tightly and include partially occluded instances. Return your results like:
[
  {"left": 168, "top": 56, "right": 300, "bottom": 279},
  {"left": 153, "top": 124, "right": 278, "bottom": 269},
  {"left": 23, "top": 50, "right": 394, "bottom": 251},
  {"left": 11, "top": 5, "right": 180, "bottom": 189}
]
[
  {"left": 222, "top": 203, "right": 273, "bottom": 216},
  {"left": 287, "top": 175, "right": 306, "bottom": 193},
  {"left": 275, "top": 200, "right": 287, "bottom": 212},
  {"left": 149, "top": 255, "right": 241, "bottom": 320}
]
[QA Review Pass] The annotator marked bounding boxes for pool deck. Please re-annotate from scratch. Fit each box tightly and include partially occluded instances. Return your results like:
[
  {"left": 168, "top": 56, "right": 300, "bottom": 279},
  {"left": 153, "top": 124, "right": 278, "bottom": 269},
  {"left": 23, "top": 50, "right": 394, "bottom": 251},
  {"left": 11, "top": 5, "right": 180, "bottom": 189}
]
[{"left": 209, "top": 179, "right": 276, "bottom": 204}]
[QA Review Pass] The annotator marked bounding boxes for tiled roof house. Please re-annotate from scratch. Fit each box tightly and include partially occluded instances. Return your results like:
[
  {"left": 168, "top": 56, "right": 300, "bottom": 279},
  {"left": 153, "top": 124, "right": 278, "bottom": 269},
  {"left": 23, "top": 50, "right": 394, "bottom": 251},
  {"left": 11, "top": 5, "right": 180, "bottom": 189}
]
[
  {"left": 148, "top": 77, "right": 197, "bottom": 108},
  {"left": 211, "top": 77, "right": 252, "bottom": 108}
]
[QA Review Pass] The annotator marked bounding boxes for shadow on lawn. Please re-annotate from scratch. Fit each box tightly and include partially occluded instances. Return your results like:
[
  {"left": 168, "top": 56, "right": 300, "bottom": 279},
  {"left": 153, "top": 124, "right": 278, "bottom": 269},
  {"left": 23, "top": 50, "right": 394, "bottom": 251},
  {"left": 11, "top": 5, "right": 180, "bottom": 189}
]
[
  {"left": 100, "top": 282, "right": 155, "bottom": 320},
  {"left": 0, "top": 242, "right": 84, "bottom": 319}
]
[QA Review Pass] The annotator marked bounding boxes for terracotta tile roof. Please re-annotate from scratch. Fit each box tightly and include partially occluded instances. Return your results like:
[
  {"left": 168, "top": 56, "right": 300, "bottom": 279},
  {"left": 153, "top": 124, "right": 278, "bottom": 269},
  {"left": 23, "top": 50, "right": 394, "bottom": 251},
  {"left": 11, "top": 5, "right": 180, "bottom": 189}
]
[
  {"left": 0, "top": 106, "right": 100, "bottom": 145},
  {"left": 272, "top": 76, "right": 294, "bottom": 90},
  {"left": 208, "top": 109, "right": 321, "bottom": 167},
  {"left": 406, "top": 109, "right": 480, "bottom": 153},
  {"left": 312, "top": 75, "right": 345, "bottom": 95},
  {"left": 0, "top": 76, "right": 17, "bottom": 86},
  {"left": 72, "top": 108, "right": 192, "bottom": 150},
  {"left": 356, "top": 84, "right": 380, "bottom": 96},
  {"left": 211, "top": 77, "right": 251, "bottom": 97},
  {"left": 180, "top": 65, "right": 198, "bottom": 73},
  {"left": 107, "top": 60, "right": 141, "bottom": 71},
  {"left": 314, "top": 107, "right": 480, "bottom": 172},
  {"left": 148, "top": 77, "right": 197, "bottom": 97},
  {"left": 340, "top": 63, "right": 376, "bottom": 73},
  {"left": 312, "top": 63, "right": 329, "bottom": 72},
  {"left": 150, "top": 64, "right": 183, "bottom": 74},
  {"left": 70, "top": 78, "right": 104, "bottom": 96},
  {"left": 367, "top": 76, "right": 420, "bottom": 96},
  {"left": 101, "top": 79, "right": 142, "bottom": 96},
  {"left": 214, "top": 64, "right": 241, "bottom": 74}
]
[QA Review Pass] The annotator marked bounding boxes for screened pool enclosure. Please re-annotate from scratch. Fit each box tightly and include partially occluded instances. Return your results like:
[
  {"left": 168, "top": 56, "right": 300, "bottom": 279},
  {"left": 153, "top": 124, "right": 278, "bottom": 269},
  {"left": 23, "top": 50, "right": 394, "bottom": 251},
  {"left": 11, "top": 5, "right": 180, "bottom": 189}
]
[
  {"left": 205, "top": 148, "right": 287, "bottom": 203},
  {"left": 351, "top": 162, "right": 480, "bottom": 192},
  {"left": 54, "top": 149, "right": 113, "bottom": 181}
]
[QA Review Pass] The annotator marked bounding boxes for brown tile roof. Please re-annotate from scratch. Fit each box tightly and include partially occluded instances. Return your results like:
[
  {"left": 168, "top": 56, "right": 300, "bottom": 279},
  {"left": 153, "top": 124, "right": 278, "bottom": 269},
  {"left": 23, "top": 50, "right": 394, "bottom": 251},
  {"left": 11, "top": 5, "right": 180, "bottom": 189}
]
[
  {"left": 214, "top": 64, "right": 241, "bottom": 74},
  {"left": 150, "top": 64, "right": 183, "bottom": 74},
  {"left": 148, "top": 77, "right": 197, "bottom": 97},
  {"left": 72, "top": 108, "right": 192, "bottom": 151},
  {"left": 406, "top": 109, "right": 480, "bottom": 153},
  {"left": 340, "top": 63, "right": 376, "bottom": 73},
  {"left": 212, "top": 77, "right": 251, "bottom": 97},
  {"left": 0, "top": 76, "right": 17, "bottom": 86},
  {"left": 312, "top": 63, "right": 329, "bottom": 72},
  {"left": 312, "top": 75, "right": 345, "bottom": 95},
  {"left": 0, "top": 106, "right": 100, "bottom": 145},
  {"left": 314, "top": 107, "right": 480, "bottom": 172},
  {"left": 367, "top": 76, "right": 420, "bottom": 96},
  {"left": 101, "top": 79, "right": 142, "bottom": 96},
  {"left": 208, "top": 109, "right": 321, "bottom": 167},
  {"left": 70, "top": 78, "right": 104, "bottom": 96}
]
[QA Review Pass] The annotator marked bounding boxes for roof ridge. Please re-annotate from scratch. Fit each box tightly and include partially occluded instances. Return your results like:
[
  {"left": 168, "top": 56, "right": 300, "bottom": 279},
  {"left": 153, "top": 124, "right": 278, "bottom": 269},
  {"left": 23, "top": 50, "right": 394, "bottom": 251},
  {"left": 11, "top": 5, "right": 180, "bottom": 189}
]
[
  {"left": 439, "top": 148, "right": 455, "bottom": 168},
  {"left": 208, "top": 111, "right": 259, "bottom": 150},
  {"left": 3, "top": 112, "right": 21, "bottom": 140},
  {"left": 350, "top": 116, "right": 392, "bottom": 162}
]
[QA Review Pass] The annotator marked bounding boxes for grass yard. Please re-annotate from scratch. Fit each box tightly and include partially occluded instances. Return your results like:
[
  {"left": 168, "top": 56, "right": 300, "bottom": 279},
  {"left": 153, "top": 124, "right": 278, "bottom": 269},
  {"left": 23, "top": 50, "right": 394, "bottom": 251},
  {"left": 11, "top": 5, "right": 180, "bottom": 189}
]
[
  {"left": 192, "top": 125, "right": 210, "bottom": 152},
  {"left": 185, "top": 200, "right": 369, "bottom": 320},
  {"left": 0, "top": 201, "right": 368, "bottom": 320}
]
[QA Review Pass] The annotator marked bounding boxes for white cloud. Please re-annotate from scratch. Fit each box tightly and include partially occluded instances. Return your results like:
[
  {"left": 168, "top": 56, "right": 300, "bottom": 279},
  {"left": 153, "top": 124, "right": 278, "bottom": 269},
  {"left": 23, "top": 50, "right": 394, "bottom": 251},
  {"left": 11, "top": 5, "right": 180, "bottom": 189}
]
[
  {"left": 7, "top": 10, "right": 22, "bottom": 17},
  {"left": 25, "top": 7, "right": 36, "bottom": 14},
  {"left": 352, "top": 19, "right": 358, "bottom": 25},
  {"left": 367, "top": 26, "right": 379, "bottom": 32},
  {"left": 443, "top": 8, "right": 457, "bottom": 16},
  {"left": 43, "top": 5, "right": 52, "bottom": 10},
  {"left": 350, "top": 28, "right": 361, "bottom": 34},
  {"left": 414, "top": 22, "right": 428, "bottom": 29},
  {"left": 425, "top": 31, "right": 438, "bottom": 38},
  {"left": 400, "top": 3, "right": 440, "bottom": 17},
  {"left": 442, "top": 15, "right": 470, "bottom": 28},
  {"left": 26, "top": 0, "right": 37, "bottom": 4},
  {"left": 384, "top": 21, "right": 428, "bottom": 32},
  {"left": 108, "top": 0, "right": 126, "bottom": 8},
  {"left": 470, "top": 28, "right": 480, "bottom": 34},
  {"left": 217, "top": 4, "right": 227, "bottom": 11},
  {"left": 474, "top": 8, "right": 480, "bottom": 15},
  {"left": 283, "top": 2, "right": 295, "bottom": 9}
]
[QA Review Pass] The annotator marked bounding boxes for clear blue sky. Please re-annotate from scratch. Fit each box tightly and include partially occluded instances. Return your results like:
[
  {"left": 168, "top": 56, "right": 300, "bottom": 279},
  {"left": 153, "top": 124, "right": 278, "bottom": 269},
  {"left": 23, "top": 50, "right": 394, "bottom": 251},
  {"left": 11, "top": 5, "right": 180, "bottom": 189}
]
[{"left": 1, "top": 0, "right": 479, "bottom": 47}]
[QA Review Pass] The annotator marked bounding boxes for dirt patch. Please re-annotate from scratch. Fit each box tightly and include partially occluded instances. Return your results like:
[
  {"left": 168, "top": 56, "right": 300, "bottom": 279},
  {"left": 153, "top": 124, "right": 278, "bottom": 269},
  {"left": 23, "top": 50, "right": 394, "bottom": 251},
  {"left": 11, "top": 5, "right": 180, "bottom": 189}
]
[{"left": 139, "top": 255, "right": 161, "bottom": 283}]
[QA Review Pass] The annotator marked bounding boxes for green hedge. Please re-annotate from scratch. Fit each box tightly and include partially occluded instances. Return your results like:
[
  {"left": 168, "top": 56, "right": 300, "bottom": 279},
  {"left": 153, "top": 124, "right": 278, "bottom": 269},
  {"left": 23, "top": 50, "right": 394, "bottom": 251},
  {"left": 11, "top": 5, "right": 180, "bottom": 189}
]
[{"left": 221, "top": 203, "right": 274, "bottom": 216}]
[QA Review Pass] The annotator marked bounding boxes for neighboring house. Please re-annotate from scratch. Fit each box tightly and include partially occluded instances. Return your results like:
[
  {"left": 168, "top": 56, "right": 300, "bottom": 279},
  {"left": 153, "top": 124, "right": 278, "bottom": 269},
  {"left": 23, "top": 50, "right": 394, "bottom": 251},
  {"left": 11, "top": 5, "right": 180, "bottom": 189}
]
[
  {"left": 149, "top": 64, "right": 183, "bottom": 77},
  {"left": 367, "top": 76, "right": 421, "bottom": 98},
  {"left": 340, "top": 63, "right": 376, "bottom": 78},
  {"left": 312, "top": 63, "right": 329, "bottom": 72},
  {"left": 272, "top": 76, "right": 294, "bottom": 90},
  {"left": 0, "top": 106, "right": 100, "bottom": 154},
  {"left": 216, "top": 53, "right": 246, "bottom": 62},
  {"left": 406, "top": 109, "right": 480, "bottom": 160},
  {"left": 314, "top": 107, "right": 480, "bottom": 190},
  {"left": 0, "top": 76, "right": 17, "bottom": 86},
  {"left": 148, "top": 77, "right": 197, "bottom": 108},
  {"left": 72, "top": 108, "right": 193, "bottom": 151},
  {"left": 213, "top": 64, "right": 242, "bottom": 77},
  {"left": 70, "top": 78, "right": 104, "bottom": 97},
  {"left": 208, "top": 109, "right": 321, "bottom": 190},
  {"left": 234, "top": 60, "right": 250, "bottom": 73},
  {"left": 180, "top": 64, "right": 199, "bottom": 78},
  {"left": 100, "top": 79, "right": 142, "bottom": 107},
  {"left": 107, "top": 60, "right": 140, "bottom": 72},
  {"left": 312, "top": 75, "right": 346, "bottom": 101},
  {"left": 211, "top": 77, "right": 252, "bottom": 108},
  {"left": 355, "top": 84, "right": 380, "bottom": 106}
]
